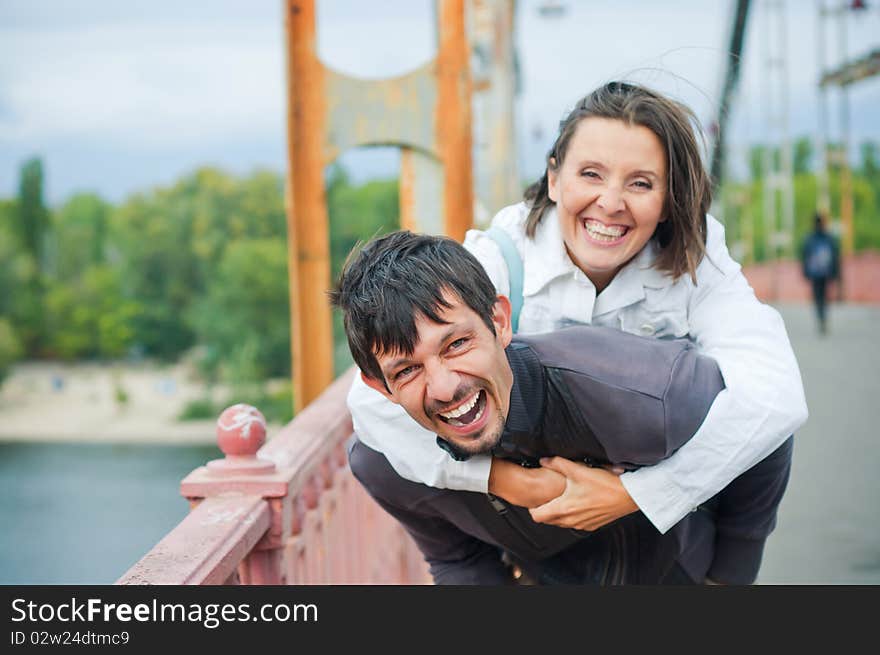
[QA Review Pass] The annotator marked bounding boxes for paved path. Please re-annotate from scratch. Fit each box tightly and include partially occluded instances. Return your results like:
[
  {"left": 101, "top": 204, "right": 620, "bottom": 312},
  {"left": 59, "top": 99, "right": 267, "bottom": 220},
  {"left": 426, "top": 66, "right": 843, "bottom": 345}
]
[{"left": 756, "top": 303, "right": 880, "bottom": 584}]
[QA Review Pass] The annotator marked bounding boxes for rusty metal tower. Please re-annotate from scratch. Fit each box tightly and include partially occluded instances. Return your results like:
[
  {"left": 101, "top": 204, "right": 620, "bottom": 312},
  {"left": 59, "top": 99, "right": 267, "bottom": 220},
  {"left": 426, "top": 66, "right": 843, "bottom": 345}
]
[
  {"left": 469, "top": 0, "right": 520, "bottom": 224},
  {"left": 284, "top": 0, "right": 474, "bottom": 410},
  {"left": 760, "top": 0, "right": 796, "bottom": 265}
]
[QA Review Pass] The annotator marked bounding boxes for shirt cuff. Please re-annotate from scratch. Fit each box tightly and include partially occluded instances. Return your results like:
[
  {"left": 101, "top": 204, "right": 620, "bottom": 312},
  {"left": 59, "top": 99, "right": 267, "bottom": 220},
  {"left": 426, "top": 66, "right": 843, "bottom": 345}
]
[
  {"left": 620, "top": 467, "right": 687, "bottom": 534},
  {"left": 446, "top": 454, "right": 492, "bottom": 493}
]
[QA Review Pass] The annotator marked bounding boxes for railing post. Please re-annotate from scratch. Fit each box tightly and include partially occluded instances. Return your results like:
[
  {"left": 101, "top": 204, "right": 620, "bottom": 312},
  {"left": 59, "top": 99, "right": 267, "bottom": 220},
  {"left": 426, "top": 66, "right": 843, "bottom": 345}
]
[
  {"left": 120, "top": 369, "right": 431, "bottom": 585},
  {"left": 181, "top": 404, "right": 289, "bottom": 585}
]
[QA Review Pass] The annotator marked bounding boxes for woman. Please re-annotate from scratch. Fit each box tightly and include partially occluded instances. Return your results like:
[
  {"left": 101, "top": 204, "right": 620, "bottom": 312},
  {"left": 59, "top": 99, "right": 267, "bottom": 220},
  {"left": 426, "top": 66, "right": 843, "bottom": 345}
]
[{"left": 347, "top": 81, "right": 807, "bottom": 578}]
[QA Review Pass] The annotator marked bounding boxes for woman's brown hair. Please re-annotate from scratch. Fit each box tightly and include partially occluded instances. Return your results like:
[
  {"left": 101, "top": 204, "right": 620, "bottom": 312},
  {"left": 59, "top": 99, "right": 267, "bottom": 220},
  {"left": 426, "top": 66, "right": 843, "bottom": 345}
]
[{"left": 523, "top": 81, "right": 711, "bottom": 282}]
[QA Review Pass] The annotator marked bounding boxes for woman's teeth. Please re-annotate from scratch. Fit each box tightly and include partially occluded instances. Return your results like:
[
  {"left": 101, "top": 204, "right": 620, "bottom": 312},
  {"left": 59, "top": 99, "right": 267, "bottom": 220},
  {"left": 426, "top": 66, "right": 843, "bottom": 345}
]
[{"left": 583, "top": 219, "right": 628, "bottom": 242}]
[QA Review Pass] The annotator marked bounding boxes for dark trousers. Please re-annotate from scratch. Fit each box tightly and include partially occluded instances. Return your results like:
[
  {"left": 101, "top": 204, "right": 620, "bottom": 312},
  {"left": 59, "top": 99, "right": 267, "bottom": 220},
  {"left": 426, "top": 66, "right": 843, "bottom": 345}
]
[
  {"left": 349, "top": 438, "right": 700, "bottom": 585},
  {"left": 811, "top": 277, "right": 828, "bottom": 332}
]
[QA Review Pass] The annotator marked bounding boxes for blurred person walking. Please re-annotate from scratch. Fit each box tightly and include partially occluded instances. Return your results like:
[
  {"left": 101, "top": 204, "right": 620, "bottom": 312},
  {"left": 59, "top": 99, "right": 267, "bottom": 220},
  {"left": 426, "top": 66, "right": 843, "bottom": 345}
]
[{"left": 801, "top": 212, "right": 840, "bottom": 335}]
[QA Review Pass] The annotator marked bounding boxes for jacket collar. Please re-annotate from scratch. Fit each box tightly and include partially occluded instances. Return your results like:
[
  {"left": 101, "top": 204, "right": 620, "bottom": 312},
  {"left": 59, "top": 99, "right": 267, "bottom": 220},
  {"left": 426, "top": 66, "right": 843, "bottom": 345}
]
[
  {"left": 522, "top": 206, "right": 574, "bottom": 297},
  {"left": 521, "top": 206, "right": 675, "bottom": 317}
]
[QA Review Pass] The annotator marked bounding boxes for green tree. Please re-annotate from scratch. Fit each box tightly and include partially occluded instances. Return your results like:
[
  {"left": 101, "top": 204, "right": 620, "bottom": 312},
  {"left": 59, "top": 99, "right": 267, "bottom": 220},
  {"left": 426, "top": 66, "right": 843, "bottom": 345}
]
[
  {"left": 793, "top": 137, "right": 813, "bottom": 175},
  {"left": 325, "top": 166, "right": 400, "bottom": 374},
  {"left": 859, "top": 141, "right": 877, "bottom": 178},
  {"left": 109, "top": 167, "right": 290, "bottom": 361},
  {"left": 111, "top": 190, "right": 200, "bottom": 359},
  {"left": 50, "top": 192, "right": 109, "bottom": 281},
  {"left": 748, "top": 145, "right": 766, "bottom": 182},
  {"left": 15, "top": 158, "right": 50, "bottom": 269},
  {"left": 11, "top": 159, "right": 50, "bottom": 353},
  {"left": 327, "top": 169, "right": 399, "bottom": 278},
  {"left": 0, "top": 201, "right": 23, "bottom": 317},
  {"left": 0, "top": 318, "right": 23, "bottom": 386},
  {"left": 2, "top": 198, "right": 30, "bottom": 375},
  {"left": 43, "top": 264, "right": 140, "bottom": 359},
  {"left": 190, "top": 238, "right": 291, "bottom": 384},
  {"left": 727, "top": 135, "right": 880, "bottom": 262},
  {"left": 860, "top": 141, "right": 880, "bottom": 210},
  {"left": 183, "top": 167, "right": 286, "bottom": 283},
  {"left": 0, "top": 199, "right": 41, "bottom": 355}
]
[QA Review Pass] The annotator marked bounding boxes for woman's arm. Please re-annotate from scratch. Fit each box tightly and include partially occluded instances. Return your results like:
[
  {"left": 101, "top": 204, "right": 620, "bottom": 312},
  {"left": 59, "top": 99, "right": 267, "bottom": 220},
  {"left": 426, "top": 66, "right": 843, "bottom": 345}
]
[
  {"left": 532, "top": 218, "right": 808, "bottom": 534},
  {"left": 625, "top": 264, "right": 806, "bottom": 532}
]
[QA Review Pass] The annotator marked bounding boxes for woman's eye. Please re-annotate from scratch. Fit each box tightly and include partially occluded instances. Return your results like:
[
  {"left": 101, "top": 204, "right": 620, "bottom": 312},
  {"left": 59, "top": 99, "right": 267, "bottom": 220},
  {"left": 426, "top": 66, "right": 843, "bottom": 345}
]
[
  {"left": 581, "top": 170, "right": 600, "bottom": 179},
  {"left": 633, "top": 179, "right": 652, "bottom": 189}
]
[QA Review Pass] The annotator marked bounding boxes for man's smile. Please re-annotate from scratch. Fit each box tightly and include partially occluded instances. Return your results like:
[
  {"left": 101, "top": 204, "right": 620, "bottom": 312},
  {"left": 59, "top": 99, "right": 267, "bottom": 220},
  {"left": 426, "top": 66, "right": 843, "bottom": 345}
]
[{"left": 436, "top": 389, "right": 487, "bottom": 428}]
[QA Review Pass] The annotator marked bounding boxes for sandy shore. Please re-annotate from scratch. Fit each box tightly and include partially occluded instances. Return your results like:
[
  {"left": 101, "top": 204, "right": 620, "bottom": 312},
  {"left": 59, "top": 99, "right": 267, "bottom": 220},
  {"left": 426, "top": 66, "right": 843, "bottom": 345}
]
[{"left": 0, "top": 361, "right": 284, "bottom": 445}]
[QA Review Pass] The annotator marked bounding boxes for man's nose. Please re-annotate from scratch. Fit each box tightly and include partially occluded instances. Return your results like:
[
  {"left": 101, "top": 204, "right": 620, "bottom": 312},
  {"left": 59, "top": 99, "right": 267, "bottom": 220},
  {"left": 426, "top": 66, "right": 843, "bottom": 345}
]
[
  {"left": 596, "top": 185, "right": 625, "bottom": 214},
  {"left": 425, "top": 362, "right": 460, "bottom": 403}
]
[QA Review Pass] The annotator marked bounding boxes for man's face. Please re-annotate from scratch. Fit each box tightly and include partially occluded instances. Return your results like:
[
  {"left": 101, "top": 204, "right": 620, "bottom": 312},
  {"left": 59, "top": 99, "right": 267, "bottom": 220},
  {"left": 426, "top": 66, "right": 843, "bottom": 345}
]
[{"left": 363, "top": 291, "right": 514, "bottom": 457}]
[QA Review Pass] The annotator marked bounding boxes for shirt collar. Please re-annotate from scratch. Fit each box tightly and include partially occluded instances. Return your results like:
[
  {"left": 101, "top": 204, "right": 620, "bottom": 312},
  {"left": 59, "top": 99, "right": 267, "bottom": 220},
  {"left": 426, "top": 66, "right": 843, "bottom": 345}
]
[
  {"left": 522, "top": 205, "right": 674, "bottom": 315},
  {"left": 593, "top": 238, "right": 673, "bottom": 316},
  {"left": 522, "top": 206, "right": 577, "bottom": 296}
]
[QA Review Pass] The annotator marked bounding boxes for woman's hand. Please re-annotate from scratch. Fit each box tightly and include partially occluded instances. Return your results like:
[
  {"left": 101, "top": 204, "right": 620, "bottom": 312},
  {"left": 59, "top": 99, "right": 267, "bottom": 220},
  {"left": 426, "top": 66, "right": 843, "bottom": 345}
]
[
  {"left": 528, "top": 456, "right": 639, "bottom": 531},
  {"left": 488, "top": 457, "right": 566, "bottom": 508}
]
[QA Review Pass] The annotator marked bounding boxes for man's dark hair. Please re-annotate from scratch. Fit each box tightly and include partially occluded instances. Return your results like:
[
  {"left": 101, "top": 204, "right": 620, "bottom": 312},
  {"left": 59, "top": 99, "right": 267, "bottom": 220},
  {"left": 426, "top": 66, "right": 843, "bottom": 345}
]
[{"left": 329, "top": 231, "right": 499, "bottom": 387}]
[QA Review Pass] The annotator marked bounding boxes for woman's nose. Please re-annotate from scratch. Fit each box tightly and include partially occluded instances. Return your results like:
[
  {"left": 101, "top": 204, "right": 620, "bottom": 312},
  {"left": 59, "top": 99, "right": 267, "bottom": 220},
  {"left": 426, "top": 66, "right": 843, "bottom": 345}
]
[{"left": 596, "top": 185, "right": 625, "bottom": 214}]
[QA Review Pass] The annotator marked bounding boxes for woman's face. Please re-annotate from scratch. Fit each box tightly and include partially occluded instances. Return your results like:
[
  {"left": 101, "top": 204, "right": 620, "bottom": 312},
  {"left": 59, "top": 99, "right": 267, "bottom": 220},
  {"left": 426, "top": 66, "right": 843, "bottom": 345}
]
[{"left": 548, "top": 116, "right": 668, "bottom": 292}]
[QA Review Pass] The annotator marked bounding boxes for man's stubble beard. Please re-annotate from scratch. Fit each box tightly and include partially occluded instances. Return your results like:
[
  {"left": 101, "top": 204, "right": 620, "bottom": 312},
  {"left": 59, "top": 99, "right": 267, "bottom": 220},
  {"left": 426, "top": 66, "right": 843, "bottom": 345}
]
[{"left": 443, "top": 406, "right": 505, "bottom": 456}]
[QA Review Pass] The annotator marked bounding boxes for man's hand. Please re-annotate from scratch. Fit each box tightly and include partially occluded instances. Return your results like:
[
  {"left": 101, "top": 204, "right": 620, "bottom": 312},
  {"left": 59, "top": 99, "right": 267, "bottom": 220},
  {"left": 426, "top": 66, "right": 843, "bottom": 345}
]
[
  {"left": 528, "top": 457, "right": 638, "bottom": 531},
  {"left": 488, "top": 457, "right": 566, "bottom": 508}
]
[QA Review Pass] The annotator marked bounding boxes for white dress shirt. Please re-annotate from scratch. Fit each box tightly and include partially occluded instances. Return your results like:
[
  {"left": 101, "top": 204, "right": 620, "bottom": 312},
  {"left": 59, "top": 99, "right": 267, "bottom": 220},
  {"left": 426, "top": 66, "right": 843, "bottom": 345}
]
[{"left": 347, "top": 202, "right": 808, "bottom": 533}]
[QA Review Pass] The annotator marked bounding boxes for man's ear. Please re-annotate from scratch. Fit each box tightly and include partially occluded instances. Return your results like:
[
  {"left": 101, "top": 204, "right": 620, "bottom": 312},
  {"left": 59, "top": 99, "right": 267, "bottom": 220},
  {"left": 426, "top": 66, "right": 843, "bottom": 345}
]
[
  {"left": 547, "top": 159, "right": 559, "bottom": 203},
  {"left": 361, "top": 371, "right": 395, "bottom": 402},
  {"left": 492, "top": 295, "right": 513, "bottom": 347}
]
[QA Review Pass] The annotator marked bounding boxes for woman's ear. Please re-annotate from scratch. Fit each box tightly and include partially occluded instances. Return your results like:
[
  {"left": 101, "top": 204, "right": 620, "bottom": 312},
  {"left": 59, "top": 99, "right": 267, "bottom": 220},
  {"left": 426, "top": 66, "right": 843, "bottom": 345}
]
[{"left": 547, "top": 159, "right": 559, "bottom": 203}]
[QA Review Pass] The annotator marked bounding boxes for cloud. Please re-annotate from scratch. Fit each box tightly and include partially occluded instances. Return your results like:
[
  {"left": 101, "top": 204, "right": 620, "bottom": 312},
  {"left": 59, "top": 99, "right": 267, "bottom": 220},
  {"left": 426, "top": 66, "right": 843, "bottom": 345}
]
[
  {"left": 0, "top": 0, "right": 876, "bottom": 203},
  {"left": 0, "top": 24, "right": 285, "bottom": 148}
]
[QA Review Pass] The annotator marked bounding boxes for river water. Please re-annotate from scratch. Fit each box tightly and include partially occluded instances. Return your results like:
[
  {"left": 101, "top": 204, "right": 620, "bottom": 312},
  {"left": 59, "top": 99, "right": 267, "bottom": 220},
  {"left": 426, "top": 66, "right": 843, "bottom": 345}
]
[{"left": 0, "top": 442, "right": 219, "bottom": 584}]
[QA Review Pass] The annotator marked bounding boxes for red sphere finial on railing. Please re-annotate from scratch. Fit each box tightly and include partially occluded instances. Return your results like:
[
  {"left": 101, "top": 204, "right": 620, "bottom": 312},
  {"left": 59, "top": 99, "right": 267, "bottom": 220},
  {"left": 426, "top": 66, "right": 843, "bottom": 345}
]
[{"left": 206, "top": 403, "right": 276, "bottom": 475}]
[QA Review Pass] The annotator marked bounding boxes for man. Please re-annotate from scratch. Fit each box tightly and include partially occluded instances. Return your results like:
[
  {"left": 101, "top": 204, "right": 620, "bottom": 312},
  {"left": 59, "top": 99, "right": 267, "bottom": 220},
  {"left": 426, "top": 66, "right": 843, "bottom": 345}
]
[
  {"left": 801, "top": 212, "right": 841, "bottom": 335},
  {"left": 330, "top": 231, "right": 792, "bottom": 585}
]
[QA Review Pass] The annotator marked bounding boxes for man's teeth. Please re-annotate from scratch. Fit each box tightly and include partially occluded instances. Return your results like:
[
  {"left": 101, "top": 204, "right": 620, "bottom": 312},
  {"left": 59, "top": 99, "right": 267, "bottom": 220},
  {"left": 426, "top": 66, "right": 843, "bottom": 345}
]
[
  {"left": 440, "top": 392, "right": 480, "bottom": 419},
  {"left": 583, "top": 220, "right": 627, "bottom": 241}
]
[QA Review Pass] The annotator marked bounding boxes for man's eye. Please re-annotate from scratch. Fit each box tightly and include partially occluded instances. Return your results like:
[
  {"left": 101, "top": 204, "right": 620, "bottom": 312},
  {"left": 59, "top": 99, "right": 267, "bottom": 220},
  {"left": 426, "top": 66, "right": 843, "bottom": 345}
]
[
  {"left": 394, "top": 365, "right": 416, "bottom": 380},
  {"left": 581, "top": 170, "right": 600, "bottom": 179},
  {"left": 448, "top": 338, "right": 468, "bottom": 350}
]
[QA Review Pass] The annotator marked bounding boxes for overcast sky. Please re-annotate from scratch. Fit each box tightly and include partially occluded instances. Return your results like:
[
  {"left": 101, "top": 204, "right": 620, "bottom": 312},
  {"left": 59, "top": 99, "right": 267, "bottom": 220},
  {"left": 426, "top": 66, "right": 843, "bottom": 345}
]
[{"left": 1, "top": 0, "right": 878, "bottom": 206}]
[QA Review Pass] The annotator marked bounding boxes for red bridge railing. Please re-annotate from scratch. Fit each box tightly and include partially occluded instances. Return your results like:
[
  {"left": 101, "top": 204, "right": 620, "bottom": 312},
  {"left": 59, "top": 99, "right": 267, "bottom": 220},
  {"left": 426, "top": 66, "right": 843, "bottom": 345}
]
[
  {"left": 742, "top": 251, "right": 880, "bottom": 303},
  {"left": 116, "top": 368, "right": 430, "bottom": 585}
]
